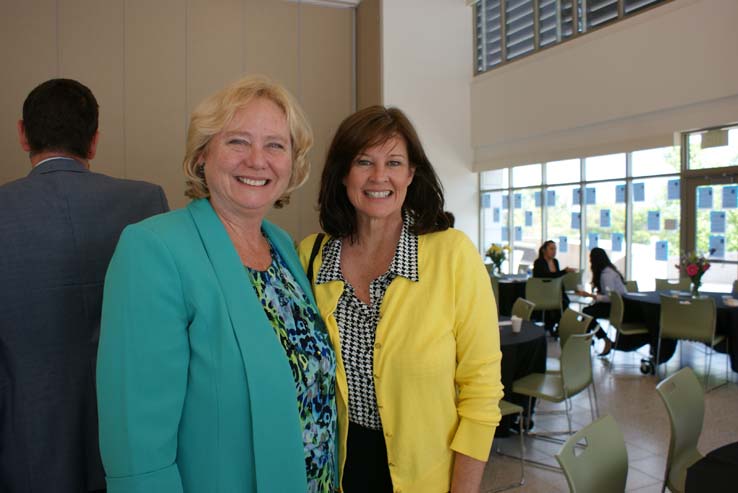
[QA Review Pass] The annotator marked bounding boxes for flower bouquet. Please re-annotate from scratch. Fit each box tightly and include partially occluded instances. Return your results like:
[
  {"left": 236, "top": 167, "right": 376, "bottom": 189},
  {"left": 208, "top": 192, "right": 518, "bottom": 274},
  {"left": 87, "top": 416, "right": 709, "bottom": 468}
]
[
  {"left": 676, "top": 251, "right": 710, "bottom": 297},
  {"left": 486, "top": 244, "right": 509, "bottom": 275}
]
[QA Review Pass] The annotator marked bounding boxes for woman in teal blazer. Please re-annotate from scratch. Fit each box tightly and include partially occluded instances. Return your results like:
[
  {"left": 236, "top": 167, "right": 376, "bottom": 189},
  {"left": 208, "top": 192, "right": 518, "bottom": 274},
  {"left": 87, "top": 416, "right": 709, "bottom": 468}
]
[{"left": 97, "top": 77, "right": 337, "bottom": 493}]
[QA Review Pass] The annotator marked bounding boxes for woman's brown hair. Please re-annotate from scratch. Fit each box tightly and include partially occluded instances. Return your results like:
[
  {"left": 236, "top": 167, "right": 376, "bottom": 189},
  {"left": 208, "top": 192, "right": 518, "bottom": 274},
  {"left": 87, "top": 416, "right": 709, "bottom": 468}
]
[{"left": 318, "top": 105, "right": 449, "bottom": 238}]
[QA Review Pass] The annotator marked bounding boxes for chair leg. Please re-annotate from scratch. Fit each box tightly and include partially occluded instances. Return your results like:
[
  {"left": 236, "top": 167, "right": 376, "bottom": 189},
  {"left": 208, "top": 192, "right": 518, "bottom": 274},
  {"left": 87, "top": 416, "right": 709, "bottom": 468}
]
[
  {"left": 609, "top": 330, "right": 619, "bottom": 370},
  {"left": 490, "top": 409, "right": 526, "bottom": 492},
  {"left": 706, "top": 341, "right": 712, "bottom": 389},
  {"left": 588, "top": 385, "right": 599, "bottom": 421}
]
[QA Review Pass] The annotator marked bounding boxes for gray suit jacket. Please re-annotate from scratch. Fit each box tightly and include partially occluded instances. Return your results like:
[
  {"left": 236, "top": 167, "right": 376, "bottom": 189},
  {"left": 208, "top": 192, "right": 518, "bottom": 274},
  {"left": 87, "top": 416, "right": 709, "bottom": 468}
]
[{"left": 0, "top": 158, "right": 169, "bottom": 493}]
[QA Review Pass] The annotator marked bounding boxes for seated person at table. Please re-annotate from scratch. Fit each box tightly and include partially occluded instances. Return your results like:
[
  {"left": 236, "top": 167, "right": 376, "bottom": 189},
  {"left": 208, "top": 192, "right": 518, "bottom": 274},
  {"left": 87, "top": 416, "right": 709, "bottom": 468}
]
[
  {"left": 576, "top": 248, "right": 621, "bottom": 356},
  {"left": 533, "top": 240, "right": 575, "bottom": 330},
  {"left": 533, "top": 240, "right": 576, "bottom": 278}
]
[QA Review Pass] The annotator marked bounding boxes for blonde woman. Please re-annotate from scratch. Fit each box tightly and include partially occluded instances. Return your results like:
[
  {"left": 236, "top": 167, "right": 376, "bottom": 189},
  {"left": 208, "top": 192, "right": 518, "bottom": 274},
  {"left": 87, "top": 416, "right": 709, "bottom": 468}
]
[{"left": 97, "top": 76, "right": 337, "bottom": 492}]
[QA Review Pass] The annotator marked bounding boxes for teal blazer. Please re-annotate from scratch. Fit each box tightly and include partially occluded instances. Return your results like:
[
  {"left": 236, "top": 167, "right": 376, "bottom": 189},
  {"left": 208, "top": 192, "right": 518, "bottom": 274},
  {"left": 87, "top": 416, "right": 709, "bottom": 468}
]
[{"left": 97, "top": 199, "right": 313, "bottom": 492}]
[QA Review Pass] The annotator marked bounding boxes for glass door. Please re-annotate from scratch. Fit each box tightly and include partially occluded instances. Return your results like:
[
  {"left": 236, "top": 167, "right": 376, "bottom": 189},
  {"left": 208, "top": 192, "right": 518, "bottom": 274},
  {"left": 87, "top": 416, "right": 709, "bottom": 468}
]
[{"left": 682, "top": 125, "right": 738, "bottom": 293}]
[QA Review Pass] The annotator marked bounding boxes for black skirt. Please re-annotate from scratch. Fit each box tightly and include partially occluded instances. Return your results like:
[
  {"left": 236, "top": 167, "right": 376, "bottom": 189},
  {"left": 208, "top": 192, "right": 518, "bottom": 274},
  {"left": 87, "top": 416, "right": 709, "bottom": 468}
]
[{"left": 342, "top": 421, "right": 393, "bottom": 493}]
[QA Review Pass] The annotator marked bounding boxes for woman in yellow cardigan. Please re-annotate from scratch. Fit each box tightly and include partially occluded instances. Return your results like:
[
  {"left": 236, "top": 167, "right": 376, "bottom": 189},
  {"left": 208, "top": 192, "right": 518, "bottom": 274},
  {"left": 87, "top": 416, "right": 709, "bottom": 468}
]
[{"left": 299, "top": 106, "right": 503, "bottom": 493}]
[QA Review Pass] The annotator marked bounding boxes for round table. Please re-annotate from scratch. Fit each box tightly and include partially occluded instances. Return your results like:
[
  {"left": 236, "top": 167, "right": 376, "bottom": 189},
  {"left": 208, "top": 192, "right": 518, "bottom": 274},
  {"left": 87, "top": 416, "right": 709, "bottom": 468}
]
[
  {"left": 622, "top": 291, "right": 738, "bottom": 371},
  {"left": 496, "top": 276, "right": 527, "bottom": 316},
  {"left": 685, "top": 441, "right": 738, "bottom": 492},
  {"left": 496, "top": 319, "right": 547, "bottom": 436}
]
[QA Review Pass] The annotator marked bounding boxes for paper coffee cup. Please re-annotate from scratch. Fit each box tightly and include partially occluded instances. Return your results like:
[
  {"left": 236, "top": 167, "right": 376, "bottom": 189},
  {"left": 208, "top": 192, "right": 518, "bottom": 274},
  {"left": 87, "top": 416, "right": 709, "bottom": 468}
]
[{"left": 511, "top": 316, "right": 522, "bottom": 333}]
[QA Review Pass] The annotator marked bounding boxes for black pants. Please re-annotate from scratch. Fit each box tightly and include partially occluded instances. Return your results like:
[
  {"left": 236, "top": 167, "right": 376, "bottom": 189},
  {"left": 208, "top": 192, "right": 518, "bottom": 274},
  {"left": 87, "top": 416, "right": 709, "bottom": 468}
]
[
  {"left": 342, "top": 422, "right": 393, "bottom": 493},
  {"left": 582, "top": 302, "right": 610, "bottom": 339}
]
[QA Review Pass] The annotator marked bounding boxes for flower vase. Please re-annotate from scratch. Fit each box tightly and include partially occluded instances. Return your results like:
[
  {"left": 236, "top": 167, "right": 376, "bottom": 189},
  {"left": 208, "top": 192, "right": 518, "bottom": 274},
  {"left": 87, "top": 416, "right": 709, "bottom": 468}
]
[{"left": 690, "top": 280, "right": 701, "bottom": 298}]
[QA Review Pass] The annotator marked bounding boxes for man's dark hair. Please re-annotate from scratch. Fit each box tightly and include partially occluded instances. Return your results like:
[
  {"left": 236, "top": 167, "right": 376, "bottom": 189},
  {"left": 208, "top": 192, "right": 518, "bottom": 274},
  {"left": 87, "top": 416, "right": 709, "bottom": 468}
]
[
  {"left": 22, "top": 78, "right": 99, "bottom": 158},
  {"left": 318, "top": 105, "right": 450, "bottom": 239}
]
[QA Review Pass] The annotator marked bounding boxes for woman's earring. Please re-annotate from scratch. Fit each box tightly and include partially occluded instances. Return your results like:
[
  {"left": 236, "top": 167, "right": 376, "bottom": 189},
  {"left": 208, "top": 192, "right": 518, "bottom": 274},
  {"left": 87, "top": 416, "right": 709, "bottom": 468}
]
[{"left": 196, "top": 162, "right": 206, "bottom": 179}]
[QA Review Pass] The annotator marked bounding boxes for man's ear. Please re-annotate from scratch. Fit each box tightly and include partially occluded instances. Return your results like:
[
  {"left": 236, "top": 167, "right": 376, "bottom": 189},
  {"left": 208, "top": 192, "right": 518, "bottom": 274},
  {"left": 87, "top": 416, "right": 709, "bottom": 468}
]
[
  {"left": 17, "top": 120, "right": 31, "bottom": 152},
  {"left": 87, "top": 130, "right": 100, "bottom": 160}
]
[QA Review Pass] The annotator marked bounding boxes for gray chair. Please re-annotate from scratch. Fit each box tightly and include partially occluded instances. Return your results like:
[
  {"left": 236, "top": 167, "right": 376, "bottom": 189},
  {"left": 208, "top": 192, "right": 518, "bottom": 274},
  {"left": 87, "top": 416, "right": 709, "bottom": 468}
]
[
  {"left": 625, "top": 280, "right": 639, "bottom": 292},
  {"left": 525, "top": 277, "right": 564, "bottom": 326},
  {"left": 557, "top": 309, "right": 593, "bottom": 350},
  {"left": 490, "top": 275, "right": 500, "bottom": 315},
  {"left": 732, "top": 279, "right": 738, "bottom": 295},
  {"left": 608, "top": 291, "right": 649, "bottom": 371},
  {"left": 511, "top": 298, "right": 535, "bottom": 321},
  {"left": 513, "top": 333, "right": 599, "bottom": 437},
  {"left": 656, "top": 367, "right": 704, "bottom": 493},
  {"left": 555, "top": 415, "right": 628, "bottom": 493},
  {"left": 657, "top": 295, "right": 728, "bottom": 390}
]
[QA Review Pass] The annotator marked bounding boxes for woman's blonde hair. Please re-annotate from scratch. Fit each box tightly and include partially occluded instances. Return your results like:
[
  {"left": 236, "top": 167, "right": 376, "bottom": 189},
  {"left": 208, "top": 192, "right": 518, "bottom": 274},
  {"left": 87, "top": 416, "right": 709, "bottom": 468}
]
[{"left": 183, "top": 75, "right": 313, "bottom": 208}]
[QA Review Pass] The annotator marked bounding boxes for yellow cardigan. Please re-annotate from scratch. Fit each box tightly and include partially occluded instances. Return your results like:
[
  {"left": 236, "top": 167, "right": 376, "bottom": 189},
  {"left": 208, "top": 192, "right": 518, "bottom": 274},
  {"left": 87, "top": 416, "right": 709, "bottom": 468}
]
[{"left": 298, "top": 228, "right": 503, "bottom": 493}]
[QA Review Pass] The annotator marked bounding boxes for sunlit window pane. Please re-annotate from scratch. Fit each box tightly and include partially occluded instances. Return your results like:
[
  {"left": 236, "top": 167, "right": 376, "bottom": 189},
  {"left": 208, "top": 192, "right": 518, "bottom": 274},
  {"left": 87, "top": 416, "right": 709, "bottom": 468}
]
[
  {"left": 686, "top": 127, "right": 738, "bottom": 170},
  {"left": 481, "top": 191, "right": 511, "bottom": 272},
  {"left": 481, "top": 168, "right": 508, "bottom": 190},
  {"left": 545, "top": 159, "right": 580, "bottom": 185},
  {"left": 585, "top": 153, "right": 625, "bottom": 181},
  {"left": 632, "top": 146, "right": 680, "bottom": 176},
  {"left": 512, "top": 163, "right": 541, "bottom": 188},
  {"left": 630, "top": 177, "right": 681, "bottom": 291}
]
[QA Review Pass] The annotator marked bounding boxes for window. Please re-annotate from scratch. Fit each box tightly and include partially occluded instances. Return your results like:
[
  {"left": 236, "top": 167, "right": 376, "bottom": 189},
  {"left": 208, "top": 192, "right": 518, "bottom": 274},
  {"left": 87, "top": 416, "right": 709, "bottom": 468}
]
[
  {"left": 481, "top": 190, "right": 511, "bottom": 271},
  {"left": 512, "top": 163, "right": 542, "bottom": 187},
  {"left": 546, "top": 158, "right": 580, "bottom": 184},
  {"left": 686, "top": 126, "right": 738, "bottom": 170},
  {"left": 506, "top": 0, "right": 535, "bottom": 60},
  {"left": 479, "top": 145, "right": 681, "bottom": 287},
  {"left": 631, "top": 146, "right": 679, "bottom": 176},
  {"left": 585, "top": 153, "right": 625, "bottom": 181},
  {"left": 584, "top": 0, "right": 619, "bottom": 30},
  {"left": 473, "top": 0, "right": 669, "bottom": 74},
  {"left": 630, "top": 177, "right": 680, "bottom": 290}
]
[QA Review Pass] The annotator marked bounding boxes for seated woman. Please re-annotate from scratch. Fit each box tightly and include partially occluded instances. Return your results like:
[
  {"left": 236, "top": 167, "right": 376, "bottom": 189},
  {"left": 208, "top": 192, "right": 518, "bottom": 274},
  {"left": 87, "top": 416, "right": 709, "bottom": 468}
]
[
  {"left": 532, "top": 240, "right": 575, "bottom": 330},
  {"left": 576, "top": 247, "right": 621, "bottom": 356}
]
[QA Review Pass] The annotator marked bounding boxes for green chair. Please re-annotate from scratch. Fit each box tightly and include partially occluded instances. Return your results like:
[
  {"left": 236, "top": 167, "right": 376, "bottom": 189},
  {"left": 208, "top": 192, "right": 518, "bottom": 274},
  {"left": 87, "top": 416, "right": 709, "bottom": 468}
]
[
  {"left": 561, "top": 271, "right": 581, "bottom": 292},
  {"left": 490, "top": 400, "right": 526, "bottom": 492},
  {"left": 511, "top": 298, "right": 535, "bottom": 321},
  {"left": 490, "top": 275, "right": 500, "bottom": 315},
  {"left": 607, "top": 291, "right": 649, "bottom": 371},
  {"left": 656, "top": 367, "right": 705, "bottom": 493},
  {"left": 562, "top": 271, "right": 588, "bottom": 310},
  {"left": 557, "top": 309, "right": 593, "bottom": 350},
  {"left": 525, "top": 277, "right": 564, "bottom": 325},
  {"left": 512, "top": 333, "right": 599, "bottom": 437},
  {"left": 657, "top": 295, "right": 728, "bottom": 390},
  {"left": 625, "top": 280, "right": 639, "bottom": 292},
  {"left": 655, "top": 277, "right": 690, "bottom": 291},
  {"left": 555, "top": 415, "right": 628, "bottom": 493}
]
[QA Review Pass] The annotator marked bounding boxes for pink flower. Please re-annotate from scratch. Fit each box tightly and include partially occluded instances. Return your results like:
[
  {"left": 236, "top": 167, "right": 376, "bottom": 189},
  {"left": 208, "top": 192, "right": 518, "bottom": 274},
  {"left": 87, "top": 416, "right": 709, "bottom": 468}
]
[
  {"left": 702, "top": 263, "right": 710, "bottom": 272},
  {"left": 686, "top": 264, "right": 699, "bottom": 276}
]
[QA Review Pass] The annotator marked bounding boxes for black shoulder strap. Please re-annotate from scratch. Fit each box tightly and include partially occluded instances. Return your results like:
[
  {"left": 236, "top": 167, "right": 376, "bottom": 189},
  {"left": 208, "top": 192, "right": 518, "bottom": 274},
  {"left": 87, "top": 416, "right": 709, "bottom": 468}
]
[{"left": 306, "top": 233, "right": 325, "bottom": 283}]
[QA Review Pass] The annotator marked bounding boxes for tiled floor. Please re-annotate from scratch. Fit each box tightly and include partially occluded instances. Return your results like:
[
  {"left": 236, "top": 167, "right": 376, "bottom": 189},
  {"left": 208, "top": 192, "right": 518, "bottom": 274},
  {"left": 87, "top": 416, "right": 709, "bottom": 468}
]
[{"left": 481, "top": 336, "right": 738, "bottom": 492}]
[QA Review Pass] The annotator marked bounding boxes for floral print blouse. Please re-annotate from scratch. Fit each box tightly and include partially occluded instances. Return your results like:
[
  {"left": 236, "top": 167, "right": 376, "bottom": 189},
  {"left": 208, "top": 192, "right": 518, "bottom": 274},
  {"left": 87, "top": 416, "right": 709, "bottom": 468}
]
[{"left": 246, "top": 244, "right": 337, "bottom": 493}]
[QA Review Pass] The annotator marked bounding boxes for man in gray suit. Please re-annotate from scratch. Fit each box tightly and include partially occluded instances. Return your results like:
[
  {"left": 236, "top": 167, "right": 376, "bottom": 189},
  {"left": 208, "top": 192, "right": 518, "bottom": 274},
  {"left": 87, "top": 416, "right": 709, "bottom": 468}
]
[{"left": 0, "top": 79, "right": 169, "bottom": 492}]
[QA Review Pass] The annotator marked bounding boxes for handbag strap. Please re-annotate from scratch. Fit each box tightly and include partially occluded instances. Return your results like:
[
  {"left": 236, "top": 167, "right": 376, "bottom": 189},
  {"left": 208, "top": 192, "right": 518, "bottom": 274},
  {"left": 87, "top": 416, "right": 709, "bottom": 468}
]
[{"left": 306, "top": 233, "right": 325, "bottom": 283}]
